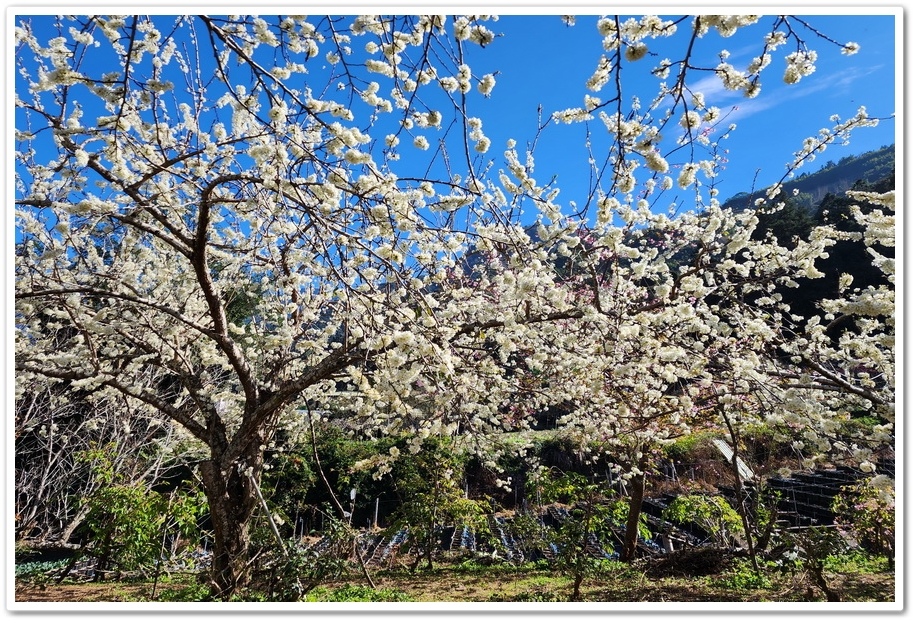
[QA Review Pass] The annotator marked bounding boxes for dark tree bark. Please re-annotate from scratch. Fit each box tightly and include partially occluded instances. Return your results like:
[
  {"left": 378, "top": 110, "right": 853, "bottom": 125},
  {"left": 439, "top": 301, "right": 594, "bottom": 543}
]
[
  {"left": 198, "top": 438, "right": 264, "bottom": 599},
  {"left": 620, "top": 459, "right": 647, "bottom": 563}
]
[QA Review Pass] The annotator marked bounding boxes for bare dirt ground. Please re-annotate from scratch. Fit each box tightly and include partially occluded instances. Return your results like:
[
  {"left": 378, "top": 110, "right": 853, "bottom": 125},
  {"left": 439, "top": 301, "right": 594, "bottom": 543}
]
[{"left": 15, "top": 580, "right": 156, "bottom": 602}]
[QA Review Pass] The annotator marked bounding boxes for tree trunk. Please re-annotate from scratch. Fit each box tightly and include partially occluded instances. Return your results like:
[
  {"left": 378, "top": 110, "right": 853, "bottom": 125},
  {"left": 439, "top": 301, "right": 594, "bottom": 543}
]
[
  {"left": 809, "top": 563, "right": 841, "bottom": 601},
  {"left": 620, "top": 467, "right": 646, "bottom": 563},
  {"left": 198, "top": 443, "right": 263, "bottom": 600},
  {"left": 57, "top": 506, "right": 90, "bottom": 546},
  {"left": 572, "top": 572, "right": 583, "bottom": 601},
  {"left": 721, "top": 409, "right": 760, "bottom": 573}
]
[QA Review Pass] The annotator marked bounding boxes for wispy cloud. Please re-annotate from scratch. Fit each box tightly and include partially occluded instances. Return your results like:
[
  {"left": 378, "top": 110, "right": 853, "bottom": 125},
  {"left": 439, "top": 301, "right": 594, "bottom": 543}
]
[
  {"left": 687, "top": 63, "right": 885, "bottom": 125},
  {"left": 828, "top": 64, "right": 884, "bottom": 93}
]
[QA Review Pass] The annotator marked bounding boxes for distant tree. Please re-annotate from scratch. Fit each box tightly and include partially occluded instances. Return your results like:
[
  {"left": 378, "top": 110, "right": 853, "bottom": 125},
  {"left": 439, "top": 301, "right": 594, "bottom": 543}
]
[
  {"left": 378, "top": 437, "right": 490, "bottom": 572},
  {"left": 751, "top": 191, "right": 817, "bottom": 245},
  {"left": 523, "top": 469, "right": 619, "bottom": 601}
]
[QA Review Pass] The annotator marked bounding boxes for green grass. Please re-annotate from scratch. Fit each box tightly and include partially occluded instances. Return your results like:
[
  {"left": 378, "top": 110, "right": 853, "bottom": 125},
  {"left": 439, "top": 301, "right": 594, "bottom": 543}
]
[
  {"left": 824, "top": 551, "right": 891, "bottom": 574},
  {"left": 707, "top": 559, "right": 774, "bottom": 591},
  {"left": 304, "top": 584, "right": 414, "bottom": 602},
  {"left": 154, "top": 581, "right": 213, "bottom": 602},
  {"left": 18, "top": 549, "right": 894, "bottom": 603}
]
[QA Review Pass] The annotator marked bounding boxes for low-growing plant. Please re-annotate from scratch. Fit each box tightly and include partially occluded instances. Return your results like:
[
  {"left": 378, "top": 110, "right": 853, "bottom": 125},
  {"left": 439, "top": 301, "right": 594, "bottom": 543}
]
[
  {"left": 512, "top": 588, "right": 563, "bottom": 602},
  {"left": 231, "top": 590, "right": 269, "bottom": 602},
  {"left": 15, "top": 559, "right": 65, "bottom": 583},
  {"left": 155, "top": 581, "right": 213, "bottom": 602},
  {"left": 451, "top": 556, "right": 536, "bottom": 575},
  {"left": 304, "top": 584, "right": 414, "bottom": 602},
  {"left": 824, "top": 550, "right": 890, "bottom": 575},
  {"left": 708, "top": 557, "right": 774, "bottom": 591}
]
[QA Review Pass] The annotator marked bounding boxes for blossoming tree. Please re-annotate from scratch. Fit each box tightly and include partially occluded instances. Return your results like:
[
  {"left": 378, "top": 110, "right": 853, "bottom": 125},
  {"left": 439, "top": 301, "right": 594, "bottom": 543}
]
[{"left": 14, "top": 14, "right": 894, "bottom": 597}]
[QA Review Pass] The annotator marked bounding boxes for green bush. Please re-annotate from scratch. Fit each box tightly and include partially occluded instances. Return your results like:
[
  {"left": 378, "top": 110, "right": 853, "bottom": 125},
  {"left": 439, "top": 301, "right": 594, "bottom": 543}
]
[
  {"left": 832, "top": 478, "right": 894, "bottom": 564},
  {"left": 381, "top": 436, "right": 491, "bottom": 572},
  {"left": 521, "top": 469, "right": 621, "bottom": 600},
  {"left": 608, "top": 498, "right": 651, "bottom": 541},
  {"left": 452, "top": 556, "right": 531, "bottom": 574},
  {"left": 663, "top": 433, "right": 715, "bottom": 461},
  {"left": 824, "top": 550, "right": 890, "bottom": 574},
  {"left": 75, "top": 443, "right": 207, "bottom": 578},
  {"left": 662, "top": 494, "right": 744, "bottom": 546},
  {"left": 512, "top": 589, "right": 563, "bottom": 602}
]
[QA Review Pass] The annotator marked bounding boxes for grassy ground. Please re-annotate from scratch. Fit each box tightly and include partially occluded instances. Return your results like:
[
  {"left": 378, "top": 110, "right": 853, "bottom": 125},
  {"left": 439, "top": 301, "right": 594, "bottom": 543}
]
[{"left": 14, "top": 552, "right": 895, "bottom": 604}]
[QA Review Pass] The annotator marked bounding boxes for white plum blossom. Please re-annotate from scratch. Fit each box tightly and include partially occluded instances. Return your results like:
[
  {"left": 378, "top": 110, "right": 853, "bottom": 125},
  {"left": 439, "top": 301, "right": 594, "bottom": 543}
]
[
  {"left": 625, "top": 42, "right": 649, "bottom": 61},
  {"left": 783, "top": 50, "right": 817, "bottom": 84},
  {"left": 477, "top": 73, "right": 496, "bottom": 96},
  {"left": 645, "top": 151, "right": 669, "bottom": 173},
  {"left": 677, "top": 163, "right": 698, "bottom": 188},
  {"left": 841, "top": 41, "right": 860, "bottom": 55}
]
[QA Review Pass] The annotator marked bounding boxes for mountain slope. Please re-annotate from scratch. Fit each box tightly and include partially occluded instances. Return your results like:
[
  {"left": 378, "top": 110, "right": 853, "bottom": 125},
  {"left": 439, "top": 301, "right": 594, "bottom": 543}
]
[{"left": 723, "top": 144, "right": 895, "bottom": 212}]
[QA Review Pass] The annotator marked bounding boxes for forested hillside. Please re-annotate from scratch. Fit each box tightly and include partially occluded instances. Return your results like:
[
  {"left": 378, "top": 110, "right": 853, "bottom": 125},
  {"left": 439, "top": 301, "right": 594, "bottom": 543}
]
[
  {"left": 747, "top": 170, "right": 895, "bottom": 346},
  {"left": 724, "top": 144, "right": 894, "bottom": 212}
]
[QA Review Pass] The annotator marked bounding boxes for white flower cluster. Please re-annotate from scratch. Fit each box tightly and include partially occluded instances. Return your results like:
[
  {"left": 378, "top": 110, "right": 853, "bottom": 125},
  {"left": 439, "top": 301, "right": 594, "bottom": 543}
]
[
  {"left": 468, "top": 117, "right": 490, "bottom": 153},
  {"left": 644, "top": 150, "right": 669, "bottom": 173},
  {"left": 360, "top": 81, "right": 393, "bottom": 112},
  {"left": 598, "top": 15, "right": 676, "bottom": 52},
  {"left": 789, "top": 107, "right": 878, "bottom": 169},
  {"left": 586, "top": 56, "right": 612, "bottom": 91},
  {"left": 841, "top": 41, "right": 860, "bottom": 55},
  {"left": 625, "top": 42, "right": 649, "bottom": 61},
  {"left": 553, "top": 107, "right": 593, "bottom": 124},
  {"left": 453, "top": 16, "right": 498, "bottom": 46},
  {"left": 696, "top": 15, "right": 760, "bottom": 38},
  {"left": 477, "top": 73, "right": 496, "bottom": 97},
  {"left": 714, "top": 62, "right": 759, "bottom": 97},
  {"left": 783, "top": 50, "right": 817, "bottom": 84}
]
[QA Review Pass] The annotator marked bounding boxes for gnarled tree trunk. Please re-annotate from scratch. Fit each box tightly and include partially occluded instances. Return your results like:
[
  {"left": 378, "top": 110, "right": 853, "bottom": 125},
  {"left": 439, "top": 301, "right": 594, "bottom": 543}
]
[{"left": 198, "top": 440, "right": 263, "bottom": 599}]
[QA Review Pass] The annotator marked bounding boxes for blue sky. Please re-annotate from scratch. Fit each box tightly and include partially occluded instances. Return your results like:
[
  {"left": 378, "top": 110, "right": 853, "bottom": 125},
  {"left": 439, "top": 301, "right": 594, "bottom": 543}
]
[
  {"left": 452, "top": 13, "right": 897, "bottom": 210},
  {"left": 12, "top": 12, "right": 898, "bottom": 226}
]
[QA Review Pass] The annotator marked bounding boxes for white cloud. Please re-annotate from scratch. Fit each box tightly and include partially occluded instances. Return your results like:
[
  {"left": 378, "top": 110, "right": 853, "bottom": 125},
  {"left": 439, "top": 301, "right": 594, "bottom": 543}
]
[{"left": 687, "top": 64, "right": 885, "bottom": 125}]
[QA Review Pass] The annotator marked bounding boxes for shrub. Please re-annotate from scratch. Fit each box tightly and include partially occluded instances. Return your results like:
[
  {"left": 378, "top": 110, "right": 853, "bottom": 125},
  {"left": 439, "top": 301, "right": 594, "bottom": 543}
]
[
  {"left": 709, "top": 557, "right": 774, "bottom": 591},
  {"left": 664, "top": 433, "right": 710, "bottom": 461},
  {"left": 824, "top": 550, "right": 890, "bottom": 574},
  {"left": 521, "top": 469, "right": 620, "bottom": 600},
  {"left": 662, "top": 494, "right": 744, "bottom": 546},
  {"left": 832, "top": 477, "right": 894, "bottom": 565},
  {"left": 247, "top": 513, "right": 352, "bottom": 601}
]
